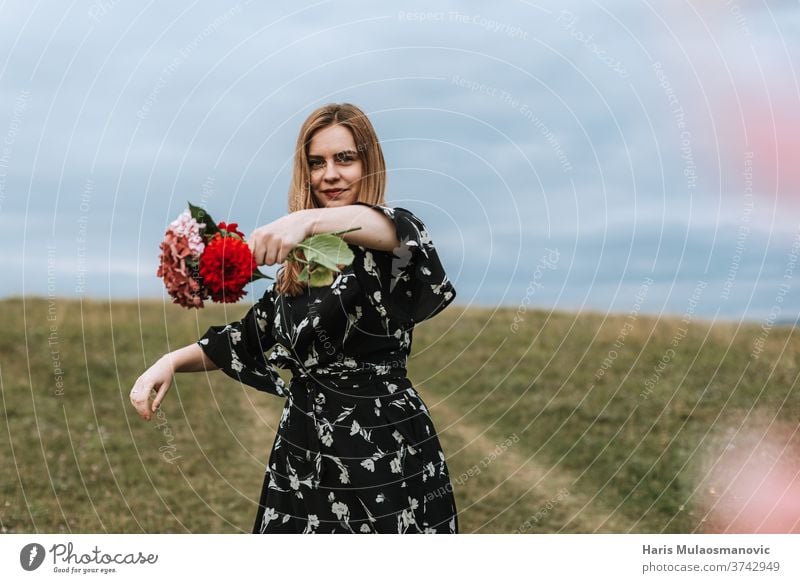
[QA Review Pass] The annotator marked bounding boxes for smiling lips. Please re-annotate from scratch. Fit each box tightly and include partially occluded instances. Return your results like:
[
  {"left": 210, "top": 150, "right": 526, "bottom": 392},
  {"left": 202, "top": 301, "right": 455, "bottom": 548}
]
[{"left": 324, "top": 188, "right": 346, "bottom": 198}]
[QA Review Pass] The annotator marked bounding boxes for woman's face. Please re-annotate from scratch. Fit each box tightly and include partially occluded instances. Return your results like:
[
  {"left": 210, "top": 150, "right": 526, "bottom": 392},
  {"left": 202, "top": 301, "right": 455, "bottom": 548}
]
[{"left": 307, "top": 124, "right": 363, "bottom": 207}]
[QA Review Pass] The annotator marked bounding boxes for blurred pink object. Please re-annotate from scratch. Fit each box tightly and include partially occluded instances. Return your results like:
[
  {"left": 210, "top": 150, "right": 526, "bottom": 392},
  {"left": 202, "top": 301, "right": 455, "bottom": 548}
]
[{"left": 700, "top": 424, "right": 800, "bottom": 533}]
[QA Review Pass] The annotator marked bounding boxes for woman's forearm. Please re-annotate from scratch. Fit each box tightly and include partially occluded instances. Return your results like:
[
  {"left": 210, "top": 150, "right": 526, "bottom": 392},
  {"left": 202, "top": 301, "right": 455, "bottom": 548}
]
[
  {"left": 303, "top": 205, "right": 399, "bottom": 252},
  {"left": 161, "top": 342, "right": 219, "bottom": 373}
]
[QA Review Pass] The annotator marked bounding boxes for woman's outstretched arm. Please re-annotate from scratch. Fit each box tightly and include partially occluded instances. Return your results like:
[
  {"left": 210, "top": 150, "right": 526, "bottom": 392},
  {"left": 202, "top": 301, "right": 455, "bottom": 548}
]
[
  {"left": 248, "top": 204, "right": 400, "bottom": 266},
  {"left": 129, "top": 343, "right": 218, "bottom": 421},
  {"left": 303, "top": 204, "right": 400, "bottom": 251},
  {"left": 164, "top": 342, "right": 219, "bottom": 372}
]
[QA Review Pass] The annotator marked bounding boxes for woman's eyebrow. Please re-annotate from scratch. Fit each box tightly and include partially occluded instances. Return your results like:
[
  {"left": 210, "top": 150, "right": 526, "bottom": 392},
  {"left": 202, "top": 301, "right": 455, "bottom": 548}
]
[{"left": 308, "top": 149, "right": 358, "bottom": 158}]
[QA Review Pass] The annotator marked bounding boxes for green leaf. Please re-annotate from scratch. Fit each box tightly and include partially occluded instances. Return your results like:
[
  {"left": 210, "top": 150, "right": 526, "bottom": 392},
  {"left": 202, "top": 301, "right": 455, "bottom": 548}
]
[
  {"left": 188, "top": 201, "right": 219, "bottom": 237},
  {"left": 296, "top": 233, "right": 354, "bottom": 271},
  {"left": 297, "top": 265, "right": 309, "bottom": 282},
  {"left": 309, "top": 266, "right": 334, "bottom": 287}
]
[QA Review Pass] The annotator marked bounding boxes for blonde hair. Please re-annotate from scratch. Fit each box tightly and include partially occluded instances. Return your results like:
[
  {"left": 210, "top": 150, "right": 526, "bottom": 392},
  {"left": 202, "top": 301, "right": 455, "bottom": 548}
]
[{"left": 275, "top": 103, "right": 388, "bottom": 296}]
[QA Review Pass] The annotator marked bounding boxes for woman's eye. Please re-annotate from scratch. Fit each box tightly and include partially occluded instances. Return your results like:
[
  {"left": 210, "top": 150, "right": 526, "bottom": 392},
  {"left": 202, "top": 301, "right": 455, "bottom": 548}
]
[{"left": 309, "top": 159, "right": 324, "bottom": 168}]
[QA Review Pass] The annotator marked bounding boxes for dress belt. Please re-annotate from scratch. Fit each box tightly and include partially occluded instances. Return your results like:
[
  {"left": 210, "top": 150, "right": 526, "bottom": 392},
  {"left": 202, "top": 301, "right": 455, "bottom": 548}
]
[{"left": 288, "top": 365, "right": 408, "bottom": 389}]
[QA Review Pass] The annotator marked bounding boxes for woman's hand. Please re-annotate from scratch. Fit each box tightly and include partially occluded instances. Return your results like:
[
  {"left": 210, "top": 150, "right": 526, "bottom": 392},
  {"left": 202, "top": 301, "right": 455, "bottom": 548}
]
[
  {"left": 248, "top": 211, "right": 312, "bottom": 266},
  {"left": 129, "top": 356, "right": 175, "bottom": 422}
]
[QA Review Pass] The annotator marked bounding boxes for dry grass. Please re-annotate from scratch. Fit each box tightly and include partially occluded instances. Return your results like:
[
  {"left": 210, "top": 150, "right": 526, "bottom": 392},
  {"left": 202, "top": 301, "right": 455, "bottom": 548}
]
[{"left": 1, "top": 296, "right": 797, "bottom": 533}]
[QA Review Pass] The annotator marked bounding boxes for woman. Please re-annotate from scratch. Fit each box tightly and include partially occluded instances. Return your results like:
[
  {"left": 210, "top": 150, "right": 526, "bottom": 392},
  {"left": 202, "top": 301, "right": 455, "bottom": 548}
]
[{"left": 130, "top": 103, "right": 459, "bottom": 533}]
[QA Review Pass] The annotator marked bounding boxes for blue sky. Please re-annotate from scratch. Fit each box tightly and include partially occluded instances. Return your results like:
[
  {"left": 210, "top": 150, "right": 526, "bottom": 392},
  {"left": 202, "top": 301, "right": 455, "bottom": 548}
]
[{"left": 1, "top": 0, "right": 799, "bottom": 324}]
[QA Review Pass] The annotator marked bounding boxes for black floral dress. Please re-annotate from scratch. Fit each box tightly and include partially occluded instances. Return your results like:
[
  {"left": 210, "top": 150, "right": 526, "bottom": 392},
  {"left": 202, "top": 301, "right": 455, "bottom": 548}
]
[{"left": 197, "top": 202, "right": 459, "bottom": 534}]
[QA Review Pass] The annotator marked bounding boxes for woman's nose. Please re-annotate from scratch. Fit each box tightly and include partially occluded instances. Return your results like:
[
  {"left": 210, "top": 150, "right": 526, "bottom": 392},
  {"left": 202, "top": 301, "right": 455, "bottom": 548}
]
[{"left": 323, "top": 160, "right": 340, "bottom": 180}]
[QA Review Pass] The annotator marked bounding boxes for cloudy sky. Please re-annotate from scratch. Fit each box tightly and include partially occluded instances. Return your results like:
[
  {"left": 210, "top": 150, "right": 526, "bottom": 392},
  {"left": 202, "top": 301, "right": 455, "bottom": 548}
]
[{"left": 1, "top": 0, "right": 798, "bottom": 323}]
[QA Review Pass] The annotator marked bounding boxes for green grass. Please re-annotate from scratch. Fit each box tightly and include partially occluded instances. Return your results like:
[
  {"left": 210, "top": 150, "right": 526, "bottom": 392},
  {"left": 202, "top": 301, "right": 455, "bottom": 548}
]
[{"left": 1, "top": 297, "right": 797, "bottom": 533}]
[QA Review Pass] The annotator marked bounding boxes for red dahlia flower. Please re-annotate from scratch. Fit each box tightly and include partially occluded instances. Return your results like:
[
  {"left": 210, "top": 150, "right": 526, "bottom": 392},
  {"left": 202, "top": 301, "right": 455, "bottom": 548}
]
[
  {"left": 217, "top": 221, "right": 246, "bottom": 239},
  {"left": 199, "top": 233, "right": 257, "bottom": 303}
]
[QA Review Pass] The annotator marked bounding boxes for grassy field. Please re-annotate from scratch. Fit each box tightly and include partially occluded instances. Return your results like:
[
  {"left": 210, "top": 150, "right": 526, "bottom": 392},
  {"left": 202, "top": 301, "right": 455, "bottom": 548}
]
[{"left": 1, "top": 296, "right": 798, "bottom": 533}]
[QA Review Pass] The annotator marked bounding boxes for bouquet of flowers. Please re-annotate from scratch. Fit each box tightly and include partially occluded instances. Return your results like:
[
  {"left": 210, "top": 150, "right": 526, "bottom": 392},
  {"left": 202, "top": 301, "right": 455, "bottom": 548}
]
[{"left": 157, "top": 202, "right": 359, "bottom": 308}]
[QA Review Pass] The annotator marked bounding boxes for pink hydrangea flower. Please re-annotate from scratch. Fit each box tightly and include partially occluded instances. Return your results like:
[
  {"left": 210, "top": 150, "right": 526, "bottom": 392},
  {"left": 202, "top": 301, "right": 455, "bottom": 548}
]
[
  {"left": 156, "top": 230, "right": 206, "bottom": 308},
  {"left": 168, "top": 209, "right": 205, "bottom": 256}
]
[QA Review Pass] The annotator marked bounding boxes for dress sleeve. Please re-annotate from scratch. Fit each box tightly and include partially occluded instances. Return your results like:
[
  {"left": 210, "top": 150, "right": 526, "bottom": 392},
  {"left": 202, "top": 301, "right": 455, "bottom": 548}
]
[
  {"left": 349, "top": 201, "right": 457, "bottom": 327},
  {"left": 196, "top": 285, "right": 288, "bottom": 397}
]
